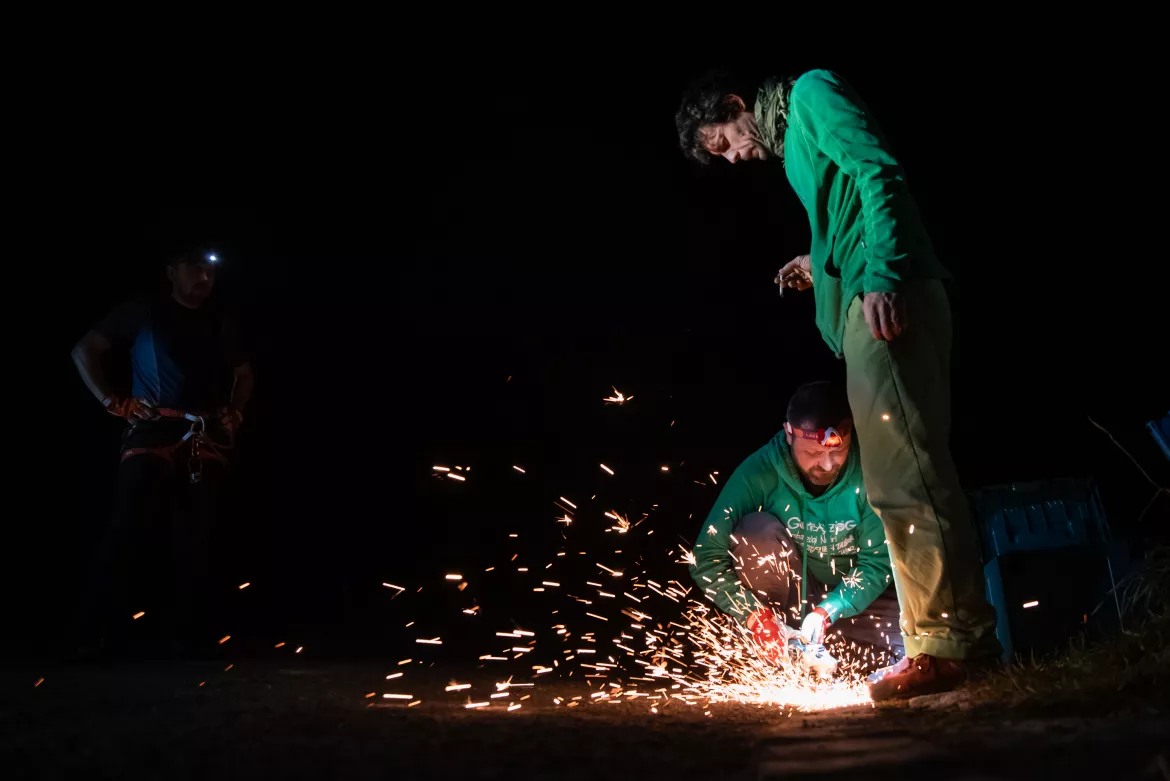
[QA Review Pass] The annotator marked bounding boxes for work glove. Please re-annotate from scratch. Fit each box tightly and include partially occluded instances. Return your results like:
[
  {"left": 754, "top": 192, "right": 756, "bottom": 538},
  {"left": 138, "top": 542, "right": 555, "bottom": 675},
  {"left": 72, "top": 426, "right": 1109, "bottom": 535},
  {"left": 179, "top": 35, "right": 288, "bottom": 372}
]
[
  {"left": 103, "top": 395, "right": 154, "bottom": 422},
  {"left": 800, "top": 607, "right": 831, "bottom": 645},
  {"left": 775, "top": 254, "right": 813, "bottom": 293},
  {"left": 747, "top": 606, "right": 793, "bottom": 667}
]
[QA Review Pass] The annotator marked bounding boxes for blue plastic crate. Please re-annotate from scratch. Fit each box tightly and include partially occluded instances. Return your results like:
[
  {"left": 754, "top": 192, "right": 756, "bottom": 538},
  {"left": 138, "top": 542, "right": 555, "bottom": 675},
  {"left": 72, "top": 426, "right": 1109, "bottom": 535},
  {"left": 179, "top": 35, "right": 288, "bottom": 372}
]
[
  {"left": 1149, "top": 413, "right": 1170, "bottom": 461},
  {"left": 969, "top": 478, "right": 1111, "bottom": 560},
  {"left": 968, "top": 478, "right": 1127, "bottom": 662}
]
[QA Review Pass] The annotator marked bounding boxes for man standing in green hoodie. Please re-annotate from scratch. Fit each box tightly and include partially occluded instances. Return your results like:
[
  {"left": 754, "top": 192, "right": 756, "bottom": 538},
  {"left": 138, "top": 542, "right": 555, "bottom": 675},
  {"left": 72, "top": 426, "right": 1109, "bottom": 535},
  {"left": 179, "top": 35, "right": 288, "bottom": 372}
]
[
  {"left": 691, "top": 381, "right": 900, "bottom": 679},
  {"left": 676, "top": 69, "right": 1001, "bottom": 700}
]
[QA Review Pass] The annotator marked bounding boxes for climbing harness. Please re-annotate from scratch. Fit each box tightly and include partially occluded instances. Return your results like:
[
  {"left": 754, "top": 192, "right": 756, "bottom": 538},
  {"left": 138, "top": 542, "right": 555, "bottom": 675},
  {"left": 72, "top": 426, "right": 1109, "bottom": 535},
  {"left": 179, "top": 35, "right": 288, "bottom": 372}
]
[{"left": 120, "top": 407, "right": 233, "bottom": 483}]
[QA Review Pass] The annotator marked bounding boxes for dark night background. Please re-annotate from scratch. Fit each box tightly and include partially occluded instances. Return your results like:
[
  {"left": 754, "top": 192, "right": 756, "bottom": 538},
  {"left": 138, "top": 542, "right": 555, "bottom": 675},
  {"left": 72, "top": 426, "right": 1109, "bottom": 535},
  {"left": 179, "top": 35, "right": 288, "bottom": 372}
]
[{"left": 8, "top": 47, "right": 1166, "bottom": 663}]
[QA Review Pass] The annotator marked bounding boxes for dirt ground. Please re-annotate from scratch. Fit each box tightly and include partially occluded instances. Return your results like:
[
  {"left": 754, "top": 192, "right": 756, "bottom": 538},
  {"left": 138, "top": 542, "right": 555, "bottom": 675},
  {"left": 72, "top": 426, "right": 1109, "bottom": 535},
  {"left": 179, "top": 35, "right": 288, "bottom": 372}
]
[{"left": 3, "top": 661, "right": 1167, "bottom": 780}]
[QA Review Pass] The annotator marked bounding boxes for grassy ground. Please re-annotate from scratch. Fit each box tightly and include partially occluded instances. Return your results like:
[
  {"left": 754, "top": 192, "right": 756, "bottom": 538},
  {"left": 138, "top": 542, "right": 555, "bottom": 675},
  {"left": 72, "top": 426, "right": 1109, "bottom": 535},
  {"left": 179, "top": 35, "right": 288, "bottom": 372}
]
[{"left": 965, "top": 546, "right": 1170, "bottom": 715}]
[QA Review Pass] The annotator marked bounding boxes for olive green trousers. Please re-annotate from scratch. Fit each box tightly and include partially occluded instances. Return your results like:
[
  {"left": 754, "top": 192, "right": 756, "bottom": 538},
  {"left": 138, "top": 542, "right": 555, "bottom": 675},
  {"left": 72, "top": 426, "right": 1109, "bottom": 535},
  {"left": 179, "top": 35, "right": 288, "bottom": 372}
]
[{"left": 843, "top": 280, "right": 1001, "bottom": 660}]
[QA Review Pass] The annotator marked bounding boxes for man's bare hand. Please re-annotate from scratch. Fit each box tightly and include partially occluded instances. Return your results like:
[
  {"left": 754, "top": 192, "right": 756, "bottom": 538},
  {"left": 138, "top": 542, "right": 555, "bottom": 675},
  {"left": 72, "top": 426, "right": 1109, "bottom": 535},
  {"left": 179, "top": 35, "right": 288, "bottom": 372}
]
[
  {"left": 219, "top": 406, "right": 243, "bottom": 434},
  {"left": 105, "top": 396, "right": 155, "bottom": 422},
  {"left": 775, "top": 255, "right": 813, "bottom": 292},
  {"left": 862, "top": 292, "right": 907, "bottom": 341}
]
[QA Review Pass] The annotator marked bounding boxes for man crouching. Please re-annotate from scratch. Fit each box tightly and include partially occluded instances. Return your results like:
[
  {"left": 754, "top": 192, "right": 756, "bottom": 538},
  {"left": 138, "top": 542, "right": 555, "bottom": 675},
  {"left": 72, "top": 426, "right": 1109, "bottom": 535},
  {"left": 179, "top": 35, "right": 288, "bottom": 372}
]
[{"left": 690, "top": 381, "right": 902, "bottom": 677}]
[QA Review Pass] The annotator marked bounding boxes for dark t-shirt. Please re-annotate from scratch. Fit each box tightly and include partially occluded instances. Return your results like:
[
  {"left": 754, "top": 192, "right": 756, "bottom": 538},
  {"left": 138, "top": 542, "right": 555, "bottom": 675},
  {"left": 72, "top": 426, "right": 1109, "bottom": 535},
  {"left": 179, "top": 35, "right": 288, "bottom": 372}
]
[{"left": 96, "top": 296, "right": 244, "bottom": 413}]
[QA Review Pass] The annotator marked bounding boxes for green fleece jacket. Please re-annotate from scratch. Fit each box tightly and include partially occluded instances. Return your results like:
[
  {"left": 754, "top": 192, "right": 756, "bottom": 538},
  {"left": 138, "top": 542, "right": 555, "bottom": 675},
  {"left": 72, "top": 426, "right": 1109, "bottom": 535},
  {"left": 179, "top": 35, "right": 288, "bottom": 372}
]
[
  {"left": 756, "top": 70, "right": 950, "bottom": 356},
  {"left": 689, "top": 432, "right": 892, "bottom": 625}
]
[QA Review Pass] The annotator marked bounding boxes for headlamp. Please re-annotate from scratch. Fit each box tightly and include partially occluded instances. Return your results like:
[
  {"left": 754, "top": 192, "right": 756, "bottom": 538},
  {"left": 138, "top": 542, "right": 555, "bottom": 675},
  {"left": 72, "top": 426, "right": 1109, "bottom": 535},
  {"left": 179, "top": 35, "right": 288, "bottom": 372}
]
[{"left": 788, "top": 424, "right": 846, "bottom": 448}]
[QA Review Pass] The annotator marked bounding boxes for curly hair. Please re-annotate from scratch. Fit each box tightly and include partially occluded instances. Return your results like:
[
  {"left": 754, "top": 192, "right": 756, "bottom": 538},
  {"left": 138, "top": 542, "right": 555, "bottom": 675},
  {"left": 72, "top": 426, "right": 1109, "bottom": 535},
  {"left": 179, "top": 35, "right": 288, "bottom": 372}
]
[{"left": 674, "top": 69, "right": 752, "bottom": 164}]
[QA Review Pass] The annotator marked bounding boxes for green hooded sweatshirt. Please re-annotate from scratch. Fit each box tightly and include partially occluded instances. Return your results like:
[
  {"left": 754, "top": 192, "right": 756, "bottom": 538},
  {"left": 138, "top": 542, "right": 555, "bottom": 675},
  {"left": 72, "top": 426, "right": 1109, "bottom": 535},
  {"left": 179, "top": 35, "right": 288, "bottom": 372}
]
[
  {"left": 755, "top": 70, "right": 950, "bottom": 356},
  {"left": 689, "top": 432, "right": 892, "bottom": 625}
]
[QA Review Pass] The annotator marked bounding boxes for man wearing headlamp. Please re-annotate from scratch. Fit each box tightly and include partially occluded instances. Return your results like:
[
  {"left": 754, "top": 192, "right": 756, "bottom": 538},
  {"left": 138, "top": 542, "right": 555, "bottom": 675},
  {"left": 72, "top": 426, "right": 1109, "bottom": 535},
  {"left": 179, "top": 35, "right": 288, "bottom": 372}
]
[{"left": 690, "top": 381, "right": 901, "bottom": 679}]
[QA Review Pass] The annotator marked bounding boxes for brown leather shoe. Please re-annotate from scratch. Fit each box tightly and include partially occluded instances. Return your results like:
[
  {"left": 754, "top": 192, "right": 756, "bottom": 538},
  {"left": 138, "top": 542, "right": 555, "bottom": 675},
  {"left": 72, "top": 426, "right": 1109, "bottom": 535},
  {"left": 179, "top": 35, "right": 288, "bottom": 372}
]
[{"left": 867, "top": 654, "right": 971, "bottom": 702}]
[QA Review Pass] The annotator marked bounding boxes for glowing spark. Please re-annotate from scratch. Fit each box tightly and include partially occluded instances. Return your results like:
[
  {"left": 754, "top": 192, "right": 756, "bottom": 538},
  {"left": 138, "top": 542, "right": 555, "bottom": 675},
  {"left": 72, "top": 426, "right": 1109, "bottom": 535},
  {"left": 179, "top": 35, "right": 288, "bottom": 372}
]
[
  {"left": 465, "top": 701, "right": 490, "bottom": 709},
  {"left": 908, "top": 525, "right": 915, "bottom": 534},
  {"left": 365, "top": 692, "right": 376, "bottom": 698},
  {"left": 224, "top": 664, "right": 233, "bottom": 671},
  {"left": 445, "top": 683, "right": 471, "bottom": 691},
  {"left": 542, "top": 581, "right": 561, "bottom": 587},
  {"left": 386, "top": 673, "right": 403, "bottom": 679},
  {"left": 445, "top": 574, "right": 463, "bottom": 580},
  {"left": 408, "top": 700, "right": 421, "bottom": 707},
  {"left": 383, "top": 693, "right": 412, "bottom": 700},
  {"left": 34, "top": 677, "right": 44, "bottom": 687},
  {"left": 405, "top": 621, "right": 415, "bottom": 627},
  {"left": 511, "top": 647, "right": 533, "bottom": 653},
  {"left": 606, "top": 511, "right": 632, "bottom": 534},
  {"left": 841, "top": 569, "right": 864, "bottom": 589},
  {"left": 433, "top": 466, "right": 450, "bottom": 472},
  {"left": 661, "top": 466, "right": 669, "bottom": 472},
  {"left": 518, "top": 567, "right": 528, "bottom": 572},
  {"left": 295, "top": 647, "right": 303, "bottom": 653},
  {"left": 603, "top": 387, "right": 633, "bottom": 404},
  {"left": 398, "top": 659, "right": 412, "bottom": 665},
  {"left": 707, "top": 525, "right": 719, "bottom": 535},
  {"left": 133, "top": 611, "right": 145, "bottom": 619},
  {"left": 382, "top": 582, "right": 405, "bottom": 591},
  {"left": 218, "top": 635, "right": 230, "bottom": 645},
  {"left": 479, "top": 655, "right": 508, "bottom": 661},
  {"left": 416, "top": 638, "right": 442, "bottom": 645},
  {"left": 560, "top": 497, "right": 577, "bottom": 509},
  {"left": 596, "top": 563, "right": 623, "bottom": 577},
  {"left": 586, "top": 613, "right": 609, "bottom": 622},
  {"left": 508, "top": 703, "right": 521, "bottom": 711},
  {"left": 1023, "top": 600, "right": 1039, "bottom": 609},
  {"left": 941, "top": 612, "right": 948, "bottom": 618},
  {"left": 709, "top": 473, "right": 718, "bottom": 484},
  {"left": 447, "top": 473, "right": 466, "bottom": 481},
  {"left": 600, "top": 463, "right": 614, "bottom": 475},
  {"left": 509, "top": 533, "right": 518, "bottom": 538},
  {"left": 484, "top": 567, "right": 495, "bottom": 572},
  {"left": 881, "top": 414, "right": 890, "bottom": 421},
  {"left": 512, "top": 465, "right": 526, "bottom": 474},
  {"left": 274, "top": 642, "right": 286, "bottom": 648}
]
